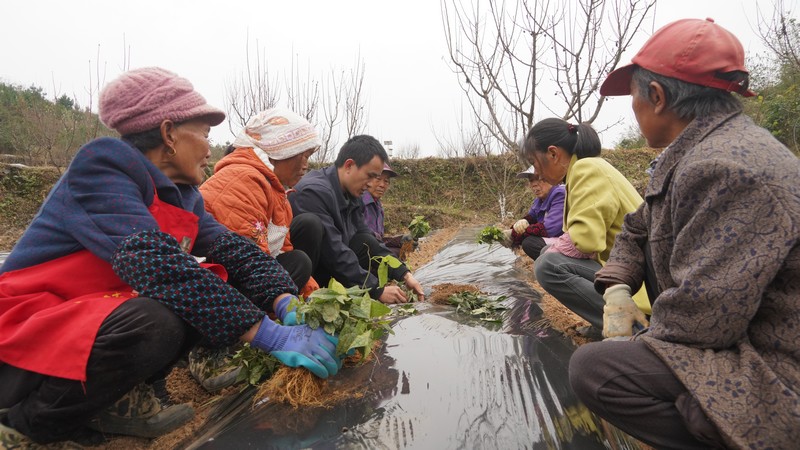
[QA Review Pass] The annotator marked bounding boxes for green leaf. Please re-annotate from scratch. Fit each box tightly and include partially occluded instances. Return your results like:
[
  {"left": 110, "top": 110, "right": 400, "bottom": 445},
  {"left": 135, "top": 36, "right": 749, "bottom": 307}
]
[
  {"left": 348, "top": 330, "right": 373, "bottom": 351},
  {"left": 321, "top": 303, "right": 340, "bottom": 322},
  {"left": 328, "top": 278, "right": 348, "bottom": 294},
  {"left": 370, "top": 299, "right": 392, "bottom": 317},
  {"left": 349, "top": 295, "right": 372, "bottom": 319},
  {"left": 307, "top": 289, "right": 340, "bottom": 301},
  {"left": 377, "top": 263, "right": 389, "bottom": 288}
]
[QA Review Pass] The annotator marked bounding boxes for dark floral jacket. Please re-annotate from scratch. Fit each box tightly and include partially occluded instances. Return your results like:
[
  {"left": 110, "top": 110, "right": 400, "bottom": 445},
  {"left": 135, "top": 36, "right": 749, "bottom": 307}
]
[{"left": 596, "top": 111, "right": 800, "bottom": 448}]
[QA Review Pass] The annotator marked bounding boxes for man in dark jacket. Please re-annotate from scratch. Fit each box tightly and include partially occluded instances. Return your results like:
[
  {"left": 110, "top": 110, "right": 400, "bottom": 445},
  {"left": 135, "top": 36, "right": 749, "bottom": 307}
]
[
  {"left": 569, "top": 18, "right": 800, "bottom": 449},
  {"left": 289, "top": 135, "right": 424, "bottom": 304}
]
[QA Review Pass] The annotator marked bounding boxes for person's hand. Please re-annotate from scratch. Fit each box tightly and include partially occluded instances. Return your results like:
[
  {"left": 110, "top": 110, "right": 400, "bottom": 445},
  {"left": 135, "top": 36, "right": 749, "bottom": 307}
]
[
  {"left": 251, "top": 318, "right": 340, "bottom": 378},
  {"left": 379, "top": 285, "right": 408, "bottom": 304},
  {"left": 513, "top": 219, "right": 530, "bottom": 234},
  {"left": 501, "top": 229, "right": 514, "bottom": 247},
  {"left": 274, "top": 294, "right": 302, "bottom": 325},
  {"left": 602, "top": 284, "right": 649, "bottom": 339},
  {"left": 401, "top": 234, "right": 419, "bottom": 249},
  {"left": 403, "top": 273, "right": 426, "bottom": 302}
]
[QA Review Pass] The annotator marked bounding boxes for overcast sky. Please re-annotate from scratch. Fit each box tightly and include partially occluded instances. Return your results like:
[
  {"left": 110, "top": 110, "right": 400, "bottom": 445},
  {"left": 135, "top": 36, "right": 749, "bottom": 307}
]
[{"left": 0, "top": 0, "right": 790, "bottom": 157}]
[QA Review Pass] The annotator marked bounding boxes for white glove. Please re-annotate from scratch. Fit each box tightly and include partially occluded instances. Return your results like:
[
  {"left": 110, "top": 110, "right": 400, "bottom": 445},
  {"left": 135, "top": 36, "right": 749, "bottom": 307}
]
[
  {"left": 513, "top": 219, "right": 529, "bottom": 234},
  {"left": 602, "top": 284, "right": 649, "bottom": 339},
  {"left": 500, "top": 229, "right": 513, "bottom": 247}
]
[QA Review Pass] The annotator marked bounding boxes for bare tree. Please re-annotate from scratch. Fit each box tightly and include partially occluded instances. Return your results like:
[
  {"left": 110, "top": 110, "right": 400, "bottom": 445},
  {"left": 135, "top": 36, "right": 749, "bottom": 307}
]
[
  {"left": 224, "top": 40, "right": 367, "bottom": 160},
  {"left": 225, "top": 33, "right": 280, "bottom": 135},
  {"left": 313, "top": 68, "right": 344, "bottom": 164},
  {"left": 286, "top": 50, "right": 319, "bottom": 122},
  {"left": 396, "top": 143, "right": 421, "bottom": 159},
  {"left": 441, "top": 0, "right": 655, "bottom": 153},
  {"left": 344, "top": 53, "right": 368, "bottom": 138},
  {"left": 756, "top": 0, "right": 800, "bottom": 72},
  {"left": 754, "top": 1, "right": 800, "bottom": 152}
]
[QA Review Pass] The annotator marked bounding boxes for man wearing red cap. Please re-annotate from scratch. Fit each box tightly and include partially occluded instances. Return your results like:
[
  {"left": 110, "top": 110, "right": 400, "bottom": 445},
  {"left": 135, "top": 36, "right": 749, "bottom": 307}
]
[{"left": 569, "top": 18, "right": 800, "bottom": 449}]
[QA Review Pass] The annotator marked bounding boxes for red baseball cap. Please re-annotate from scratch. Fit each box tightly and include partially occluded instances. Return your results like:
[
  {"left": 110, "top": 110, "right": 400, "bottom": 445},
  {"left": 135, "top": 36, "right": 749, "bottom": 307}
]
[{"left": 601, "top": 18, "right": 755, "bottom": 97}]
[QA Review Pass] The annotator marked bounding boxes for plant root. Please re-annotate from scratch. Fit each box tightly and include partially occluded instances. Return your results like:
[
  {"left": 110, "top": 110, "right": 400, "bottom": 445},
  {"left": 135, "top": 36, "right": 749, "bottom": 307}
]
[{"left": 255, "top": 367, "right": 327, "bottom": 409}]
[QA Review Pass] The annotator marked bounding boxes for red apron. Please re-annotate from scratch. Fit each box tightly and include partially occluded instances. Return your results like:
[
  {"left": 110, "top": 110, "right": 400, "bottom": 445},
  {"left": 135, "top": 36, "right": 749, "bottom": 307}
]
[{"left": 0, "top": 191, "right": 227, "bottom": 381}]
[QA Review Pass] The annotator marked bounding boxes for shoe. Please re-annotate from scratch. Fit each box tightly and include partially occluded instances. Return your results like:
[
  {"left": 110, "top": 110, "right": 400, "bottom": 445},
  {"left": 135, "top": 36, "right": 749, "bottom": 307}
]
[
  {"left": 188, "top": 346, "right": 242, "bottom": 393},
  {"left": 86, "top": 382, "right": 194, "bottom": 439},
  {"left": 0, "top": 414, "right": 31, "bottom": 450},
  {"left": 1, "top": 412, "right": 86, "bottom": 449}
]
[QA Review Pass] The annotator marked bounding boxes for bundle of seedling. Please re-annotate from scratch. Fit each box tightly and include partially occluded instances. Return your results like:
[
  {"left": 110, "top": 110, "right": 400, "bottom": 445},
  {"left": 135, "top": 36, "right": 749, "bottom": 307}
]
[
  {"left": 446, "top": 290, "right": 509, "bottom": 323},
  {"left": 407, "top": 215, "right": 431, "bottom": 239},
  {"left": 429, "top": 283, "right": 508, "bottom": 324},
  {"left": 253, "top": 278, "right": 394, "bottom": 408},
  {"left": 476, "top": 225, "right": 506, "bottom": 244}
]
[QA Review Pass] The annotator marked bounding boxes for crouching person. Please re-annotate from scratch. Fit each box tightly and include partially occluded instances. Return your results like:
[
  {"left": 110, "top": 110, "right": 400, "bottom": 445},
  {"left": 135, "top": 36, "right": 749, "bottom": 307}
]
[
  {"left": 0, "top": 68, "right": 338, "bottom": 446},
  {"left": 195, "top": 108, "right": 326, "bottom": 392},
  {"left": 290, "top": 135, "right": 425, "bottom": 304},
  {"left": 508, "top": 165, "right": 565, "bottom": 260},
  {"left": 570, "top": 19, "right": 800, "bottom": 448}
]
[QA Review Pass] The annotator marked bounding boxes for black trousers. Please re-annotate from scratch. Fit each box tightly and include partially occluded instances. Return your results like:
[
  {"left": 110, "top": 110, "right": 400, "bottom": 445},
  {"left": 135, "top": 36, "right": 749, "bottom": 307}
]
[
  {"left": 521, "top": 235, "right": 547, "bottom": 261},
  {"left": 314, "top": 232, "right": 406, "bottom": 289},
  {"left": 276, "top": 213, "right": 323, "bottom": 291},
  {"left": 0, "top": 298, "right": 195, "bottom": 443},
  {"left": 569, "top": 340, "right": 724, "bottom": 449}
]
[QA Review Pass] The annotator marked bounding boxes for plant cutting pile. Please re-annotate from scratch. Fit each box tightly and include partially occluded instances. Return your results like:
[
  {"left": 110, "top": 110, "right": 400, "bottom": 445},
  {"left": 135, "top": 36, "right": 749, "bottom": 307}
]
[
  {"left": 254, "top": 279, "right": 394, "bottom": 408},
  {"left": 429, "top": 283, "right": 509, "bottom": 324},
  {"left": 476, "top": 225, "right": 506, "bottom": 244},
  {"left": 446, "top": 291, "right": 509, "bottom": 323}
]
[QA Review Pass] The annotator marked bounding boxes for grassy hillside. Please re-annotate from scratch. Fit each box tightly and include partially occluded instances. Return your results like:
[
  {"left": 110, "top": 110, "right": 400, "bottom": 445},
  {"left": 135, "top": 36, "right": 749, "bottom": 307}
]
[{"left": 0, "top": 148, "right": 659, "bottom": 251}]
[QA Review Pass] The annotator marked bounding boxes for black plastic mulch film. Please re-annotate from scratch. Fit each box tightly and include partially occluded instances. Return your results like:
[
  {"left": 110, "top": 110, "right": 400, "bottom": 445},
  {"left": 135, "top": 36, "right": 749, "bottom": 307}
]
[{"left": 0, "top": 228, "right": 645, "bottom": 449}]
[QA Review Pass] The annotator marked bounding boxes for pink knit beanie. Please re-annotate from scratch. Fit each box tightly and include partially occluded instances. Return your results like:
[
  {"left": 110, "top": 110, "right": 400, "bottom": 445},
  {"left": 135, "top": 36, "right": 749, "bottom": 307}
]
[{"left": 99, "top": 67, "right": 225, "bottom": 135}]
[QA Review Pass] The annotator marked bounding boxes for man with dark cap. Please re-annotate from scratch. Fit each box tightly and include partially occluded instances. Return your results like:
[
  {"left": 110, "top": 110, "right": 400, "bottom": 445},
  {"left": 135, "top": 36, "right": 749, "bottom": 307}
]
[
  {"left": 360, "top": 162, "right": 413, "bottom": 258},
  {"left": 569, "top": 18, "right": 800, "bottom": 449}
]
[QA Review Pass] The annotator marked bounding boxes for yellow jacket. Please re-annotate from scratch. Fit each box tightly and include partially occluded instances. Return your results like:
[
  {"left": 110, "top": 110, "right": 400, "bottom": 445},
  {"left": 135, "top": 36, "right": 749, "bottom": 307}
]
[{"left": 564, "top": 155, "right": 650, "bottom": 313}]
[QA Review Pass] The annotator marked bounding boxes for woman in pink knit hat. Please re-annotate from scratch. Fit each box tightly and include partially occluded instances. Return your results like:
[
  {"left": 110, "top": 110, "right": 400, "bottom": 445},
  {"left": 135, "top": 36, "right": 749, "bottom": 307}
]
[{"left": 0, "top": 68, "right": 340, "bottom": 446}]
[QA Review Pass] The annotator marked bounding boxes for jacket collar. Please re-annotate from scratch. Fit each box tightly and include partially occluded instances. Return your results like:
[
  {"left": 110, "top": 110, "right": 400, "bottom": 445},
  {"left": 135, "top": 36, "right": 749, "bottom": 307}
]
[
  {"left": 362, "top": 191, "right": 379, "bottom": 206},
  {"left": 322, "top": 165, "right": 359, "bottom": 213},
  {"left": 538, "top": 184, "right": 563, "bottom": 208},
  {"left": 645, "top": 110, "right": 741, "bottom": 199}
]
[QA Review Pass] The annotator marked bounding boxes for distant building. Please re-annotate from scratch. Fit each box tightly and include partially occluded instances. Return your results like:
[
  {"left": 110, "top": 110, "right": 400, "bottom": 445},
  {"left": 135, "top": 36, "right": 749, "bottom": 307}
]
[{"left": 382, "top": 140, "right": 394, "bottom": 158}]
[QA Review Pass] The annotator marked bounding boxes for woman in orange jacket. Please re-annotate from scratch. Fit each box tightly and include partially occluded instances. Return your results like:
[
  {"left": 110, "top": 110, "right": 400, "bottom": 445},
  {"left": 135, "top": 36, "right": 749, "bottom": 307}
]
[{"left": 201, "top": 108, "right": 323, "bottom": 299}]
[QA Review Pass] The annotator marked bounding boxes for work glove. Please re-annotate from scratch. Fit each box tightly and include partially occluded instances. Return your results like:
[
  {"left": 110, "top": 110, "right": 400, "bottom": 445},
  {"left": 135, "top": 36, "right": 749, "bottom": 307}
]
[
  {"left": 513, "top": 219, "right": 530, "bottom": 234},
  {"left": 500, "top": 229, "right": 514, "bottom": 247},
  {"left": 251, "top": 318, "right": 340, "bottom": 378},
  {"left": 602, "top": 284, "right": 649, "bottom": 339},
  {"left": 275, "top": 295, "right": 302, "bottom": 325}
]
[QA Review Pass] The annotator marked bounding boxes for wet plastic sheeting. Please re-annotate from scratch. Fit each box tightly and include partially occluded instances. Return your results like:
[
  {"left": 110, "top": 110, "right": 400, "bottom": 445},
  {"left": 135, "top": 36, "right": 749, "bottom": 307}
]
[{"left": 196, "top": 230, "right": 643, "bottom": 448}]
